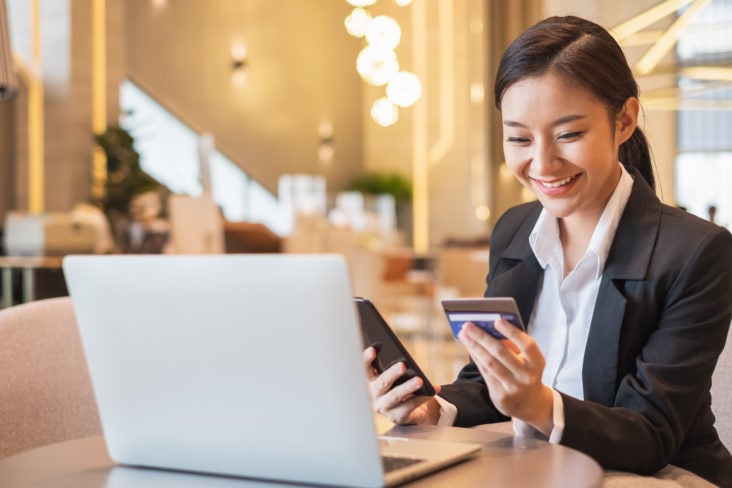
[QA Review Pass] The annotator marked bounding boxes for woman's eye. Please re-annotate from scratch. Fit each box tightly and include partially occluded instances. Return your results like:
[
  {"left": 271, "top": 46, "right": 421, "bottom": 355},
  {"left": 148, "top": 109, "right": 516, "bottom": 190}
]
[
  {"left": 558, "top": 131, "right": 584, "bottom": 140},
  {"left": 506, "top": 136, "right": 530, "bottom": 143}
]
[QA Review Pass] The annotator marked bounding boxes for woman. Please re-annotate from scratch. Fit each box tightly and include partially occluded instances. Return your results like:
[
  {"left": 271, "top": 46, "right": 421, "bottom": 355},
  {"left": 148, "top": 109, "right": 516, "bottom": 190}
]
[{"left": 364, "top": 16, "right": 732, "bottom": 485}]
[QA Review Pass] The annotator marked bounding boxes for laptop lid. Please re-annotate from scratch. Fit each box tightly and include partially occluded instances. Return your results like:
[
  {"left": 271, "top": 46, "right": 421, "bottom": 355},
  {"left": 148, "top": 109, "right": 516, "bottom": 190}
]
[{"left": 63, "top": 254, "right": 478, "bottom": 488}]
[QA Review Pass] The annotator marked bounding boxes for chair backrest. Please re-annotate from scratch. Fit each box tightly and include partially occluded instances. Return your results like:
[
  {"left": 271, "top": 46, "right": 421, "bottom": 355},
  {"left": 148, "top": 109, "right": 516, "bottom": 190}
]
[
  {"left": 0, "top": 297, "right": 101, "bottom": 459},
  {"left": 712, "top": 322, "right": 732, "bottom": 450},
  {"left": 167, "top": 194, "right": 225, "bottom": 254},
  {"left": 437, "top": 246, "right": 490, "bottom": 298}
]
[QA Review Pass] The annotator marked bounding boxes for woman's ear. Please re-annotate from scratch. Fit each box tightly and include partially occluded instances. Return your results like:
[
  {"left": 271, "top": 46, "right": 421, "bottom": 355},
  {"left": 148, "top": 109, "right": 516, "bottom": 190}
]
[{"left": 616, "top": 97, "right": 639, "bottom": 144}]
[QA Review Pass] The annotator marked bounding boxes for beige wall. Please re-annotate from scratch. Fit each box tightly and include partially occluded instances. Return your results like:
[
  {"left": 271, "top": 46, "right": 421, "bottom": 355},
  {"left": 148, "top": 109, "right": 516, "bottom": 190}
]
[
  {"left": 124, "top": 0, "right": 364, "bottom": 196},
  {"left": 6, "top": 0, "right": 115, "bottom": 213},
  {"left": 359, "top": 0, "right": 494, "bottom": 246}
]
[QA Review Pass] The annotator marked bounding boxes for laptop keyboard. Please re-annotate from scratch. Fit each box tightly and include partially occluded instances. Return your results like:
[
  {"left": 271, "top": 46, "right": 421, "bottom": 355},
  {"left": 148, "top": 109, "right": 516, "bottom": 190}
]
[{"left": 382, "top": 456, "right": 426, "bottom": 473}]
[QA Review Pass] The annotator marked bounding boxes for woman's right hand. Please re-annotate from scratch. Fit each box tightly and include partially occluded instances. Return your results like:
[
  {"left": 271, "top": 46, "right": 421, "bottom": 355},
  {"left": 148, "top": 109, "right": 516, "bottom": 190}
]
[{"left": 363, "top": 346, "right": 442, "bottom": 425}]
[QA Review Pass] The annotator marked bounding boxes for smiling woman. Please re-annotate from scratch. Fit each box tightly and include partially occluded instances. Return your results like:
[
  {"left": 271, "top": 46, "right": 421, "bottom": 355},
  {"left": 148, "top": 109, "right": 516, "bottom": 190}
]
[{"left": 363, "top": 15, "right": 732, "bottom": 486}]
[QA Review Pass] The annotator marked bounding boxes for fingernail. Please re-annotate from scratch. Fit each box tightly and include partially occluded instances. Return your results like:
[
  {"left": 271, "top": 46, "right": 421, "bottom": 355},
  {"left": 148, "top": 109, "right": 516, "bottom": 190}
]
[{"left": 494, "top": 319, "right": 508, "bottom": 331}]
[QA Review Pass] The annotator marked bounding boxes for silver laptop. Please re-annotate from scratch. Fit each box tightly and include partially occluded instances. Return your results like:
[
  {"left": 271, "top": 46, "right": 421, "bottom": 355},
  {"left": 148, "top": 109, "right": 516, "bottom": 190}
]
[{"left": 63, "top": 254, "right": 480, "bottom": 488}]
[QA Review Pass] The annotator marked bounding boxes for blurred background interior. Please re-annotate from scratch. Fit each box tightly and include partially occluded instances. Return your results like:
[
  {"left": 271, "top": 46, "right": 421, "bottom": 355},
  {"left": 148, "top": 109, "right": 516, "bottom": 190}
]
[{"left": 0, "top": 0, "right": 730, "bottom": 383}]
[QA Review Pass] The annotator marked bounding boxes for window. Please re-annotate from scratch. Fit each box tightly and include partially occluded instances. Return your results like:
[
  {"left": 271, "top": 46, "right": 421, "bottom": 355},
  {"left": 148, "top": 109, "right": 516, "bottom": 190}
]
[
  {"left": 119, "top": 80, "right": 286, "bottom": 234},
  {"left": 674, "top": 0, "right": 732, "bottom": 228}
]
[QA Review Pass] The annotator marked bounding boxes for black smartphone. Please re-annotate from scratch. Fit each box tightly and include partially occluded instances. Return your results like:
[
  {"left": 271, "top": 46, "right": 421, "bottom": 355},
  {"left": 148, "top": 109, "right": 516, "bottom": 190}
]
[
  {"left": 441, "top": 297, "right": 525, "bottom": 340},
  {"left": 354, "top": 297, "right": 436, "bottom": 397}
]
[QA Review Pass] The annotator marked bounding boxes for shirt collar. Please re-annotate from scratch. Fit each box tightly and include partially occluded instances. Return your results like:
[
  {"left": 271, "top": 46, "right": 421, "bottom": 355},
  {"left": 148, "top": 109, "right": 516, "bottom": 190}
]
[{"left": 529, "top": 163, "right": 634, "bottom": 279}]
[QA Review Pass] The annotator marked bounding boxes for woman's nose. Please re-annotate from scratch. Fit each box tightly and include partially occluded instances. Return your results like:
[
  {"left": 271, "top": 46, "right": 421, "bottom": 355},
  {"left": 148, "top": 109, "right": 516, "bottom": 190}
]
[{"left": 531, "top": 141, "right": 559, "bottom": 173}]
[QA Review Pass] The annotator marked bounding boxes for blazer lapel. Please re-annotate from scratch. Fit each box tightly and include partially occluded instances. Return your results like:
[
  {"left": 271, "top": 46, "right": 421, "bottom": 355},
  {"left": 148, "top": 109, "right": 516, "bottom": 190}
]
[
  {"left": 488, "top": 259, "right": 543, "bottom": 325},
  {"left": 487, "top": 203, "right": 544, "bottom": 325},
  {"left": 582, "top": 172, "right": 662, "bottom": 405}
]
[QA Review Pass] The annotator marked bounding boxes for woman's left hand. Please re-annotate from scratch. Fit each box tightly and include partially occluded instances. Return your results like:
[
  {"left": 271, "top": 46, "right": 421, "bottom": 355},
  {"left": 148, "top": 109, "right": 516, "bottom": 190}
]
[{"left": 458, "top": 319, "right": 554, "bottom": 435}]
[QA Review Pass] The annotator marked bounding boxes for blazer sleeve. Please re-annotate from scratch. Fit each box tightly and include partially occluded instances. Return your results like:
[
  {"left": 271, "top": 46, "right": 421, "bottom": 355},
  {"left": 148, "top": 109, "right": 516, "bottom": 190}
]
[{"left": 560, "top": 224, "right": 732, "bottom": 476}]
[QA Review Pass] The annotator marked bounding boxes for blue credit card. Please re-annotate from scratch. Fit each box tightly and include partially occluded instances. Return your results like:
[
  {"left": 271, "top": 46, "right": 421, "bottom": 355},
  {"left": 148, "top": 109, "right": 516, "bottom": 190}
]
[{"left": 447, "top": 311, "right": 521, "bottom": 340}]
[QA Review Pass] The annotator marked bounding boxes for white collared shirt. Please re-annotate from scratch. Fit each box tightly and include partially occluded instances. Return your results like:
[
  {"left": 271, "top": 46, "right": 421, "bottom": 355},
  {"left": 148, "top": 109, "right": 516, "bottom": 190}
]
[
  {"left": 513, "top": 163, "right": 633, "bottom": 441},
  {"left": 437, "top": 163, "right": 634, "bottom": 441}
]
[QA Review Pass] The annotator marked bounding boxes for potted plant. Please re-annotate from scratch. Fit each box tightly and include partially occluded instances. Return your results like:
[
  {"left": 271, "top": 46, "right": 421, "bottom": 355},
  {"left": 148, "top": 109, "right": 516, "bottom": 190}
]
[
  {"left": 94, "top": 125, "right": 168, "bottom": 252},
  {"left": 348, "top": 171, "right": 413, "bottom": 204},
  {"left": 348, "top": 171, "right": 413, "bottom": 241}
]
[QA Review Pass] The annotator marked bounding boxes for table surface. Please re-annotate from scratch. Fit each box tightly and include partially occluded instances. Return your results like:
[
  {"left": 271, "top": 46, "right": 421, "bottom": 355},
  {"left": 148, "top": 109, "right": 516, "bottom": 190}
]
[
  {"left": 0, "top": 256, "right": 65, "bottom": 269},
  {"left": 0, "top": 425, "right": 603, "bottom": 488}
]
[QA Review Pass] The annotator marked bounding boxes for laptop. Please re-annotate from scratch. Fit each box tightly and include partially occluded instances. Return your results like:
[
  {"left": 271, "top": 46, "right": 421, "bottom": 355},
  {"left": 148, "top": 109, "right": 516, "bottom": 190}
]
[{"left": 63, "top": 254, "right": 480, "bottom": 488}]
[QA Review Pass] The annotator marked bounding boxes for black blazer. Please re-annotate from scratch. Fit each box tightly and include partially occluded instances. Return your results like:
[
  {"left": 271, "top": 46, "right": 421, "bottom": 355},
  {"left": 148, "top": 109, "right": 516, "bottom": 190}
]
[{"left": 439, "top": 170, "right": 732, "bottom": 486}]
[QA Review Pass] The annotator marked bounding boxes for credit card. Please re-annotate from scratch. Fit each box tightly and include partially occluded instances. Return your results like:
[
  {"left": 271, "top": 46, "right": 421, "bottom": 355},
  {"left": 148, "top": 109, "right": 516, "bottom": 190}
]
[{"left": 446, "top": 311, "right": 521, "bottom": 340}]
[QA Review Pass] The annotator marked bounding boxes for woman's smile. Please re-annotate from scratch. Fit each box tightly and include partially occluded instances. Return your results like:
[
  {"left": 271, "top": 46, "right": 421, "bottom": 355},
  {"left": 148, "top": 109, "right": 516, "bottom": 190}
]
[{"left": 531, "top": 173, "right": 581, "bottom": 195}]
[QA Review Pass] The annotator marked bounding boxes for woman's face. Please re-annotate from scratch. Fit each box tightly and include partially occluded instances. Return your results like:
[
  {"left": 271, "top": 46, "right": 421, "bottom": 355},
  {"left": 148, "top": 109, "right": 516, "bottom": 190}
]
[{"left": 501, "top": 72, "right": 637, "bottom": 224}]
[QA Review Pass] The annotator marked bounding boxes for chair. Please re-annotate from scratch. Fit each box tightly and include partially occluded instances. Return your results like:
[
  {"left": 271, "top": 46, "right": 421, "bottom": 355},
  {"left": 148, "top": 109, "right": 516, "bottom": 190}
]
[
  {"left": 0, "top": 297, "right": 101, "bottom": 459},
  {"left": 436, "top": 246, "right": 490, "bottom": 298},
  {"left": 711, "top": 322, "right": 732, "bottom": 451},
  {"left": 167, "top": 194, "right": 225, "bottom": 254}
]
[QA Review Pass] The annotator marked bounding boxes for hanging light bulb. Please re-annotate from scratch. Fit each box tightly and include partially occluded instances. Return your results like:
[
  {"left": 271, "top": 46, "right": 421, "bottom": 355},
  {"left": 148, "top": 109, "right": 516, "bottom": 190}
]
[
  {"left": 356, "top": 46, "right": 399, "bottom": 86},
  {"left": 371, "top": 98, "right": 399, "bottom": 127},
  {"left": 365, "top": 15, "right": 401, "bottom": 50},
  {"left": 344, "top": 8, "right": 372, "bottom": 38},
  {"left": 386, "top": 71, "right": 421, "bottom": 107},
  {"left": 475, "top": 205, "right": 491, "bottom": 221},
  {"left": 346, "top": 0, "right": 377, "bottom": 6}
]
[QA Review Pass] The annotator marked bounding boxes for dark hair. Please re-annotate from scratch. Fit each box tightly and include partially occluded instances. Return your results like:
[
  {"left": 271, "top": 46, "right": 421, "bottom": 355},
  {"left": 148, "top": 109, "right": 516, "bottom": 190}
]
[{"left": 494, "top": 16, "right": 655, "bottom": 190}]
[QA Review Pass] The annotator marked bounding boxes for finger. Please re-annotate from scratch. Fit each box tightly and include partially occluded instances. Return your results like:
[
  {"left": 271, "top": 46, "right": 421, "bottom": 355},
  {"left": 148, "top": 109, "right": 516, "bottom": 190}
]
[
  {"left": 460, "top": 333, "right": 513, "bottom": 388},
  {"left": 379, "top": 394, "right": 433, "bottom": 425},
  {"left": 494, "top": 319, "right": 528, "bottom": 349},
  {"left": 374, "top": 376, "right": 424, "bottom": 415},
  {"left": 362, "top": 347, "right": 378, "bottom": 380},
  {"left": 371, "top": 362, "right": 406, "bottom": 397},
  {"left": 494, "top": 319, "right": 544, "bottom": 366},
  {"left": 460, "top": 322, "right": 522, "bottom": 372}
]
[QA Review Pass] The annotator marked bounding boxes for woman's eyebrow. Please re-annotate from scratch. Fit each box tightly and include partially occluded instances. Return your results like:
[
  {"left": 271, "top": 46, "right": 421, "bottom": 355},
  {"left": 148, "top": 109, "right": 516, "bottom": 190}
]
[
  {"left": 553, "top": 114, "right": 587, "bottom": 125},
  {"left": 502, "top": 114, "right": 587, "bottom": 128}
]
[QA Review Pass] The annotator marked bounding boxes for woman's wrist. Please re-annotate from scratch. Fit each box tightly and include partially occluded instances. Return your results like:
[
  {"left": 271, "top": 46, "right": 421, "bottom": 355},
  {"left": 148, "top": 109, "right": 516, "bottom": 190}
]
[
  {"left": 421, "top": 397, "right": 443, "bottom": 425},
  {"left": 528, "top": 386, "right": 555, "bottom": 435}
]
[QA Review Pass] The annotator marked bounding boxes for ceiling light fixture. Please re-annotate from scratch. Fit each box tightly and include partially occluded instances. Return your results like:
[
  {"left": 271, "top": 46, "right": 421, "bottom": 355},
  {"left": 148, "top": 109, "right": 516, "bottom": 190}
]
[{"left": 343, "top": 0, "right": 419, "bottom": 127}]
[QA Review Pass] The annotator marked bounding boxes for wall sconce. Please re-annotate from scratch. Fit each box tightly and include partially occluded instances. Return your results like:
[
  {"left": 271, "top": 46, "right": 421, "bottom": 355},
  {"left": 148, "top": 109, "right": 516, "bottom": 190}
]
[
  {"left": 231, "top": 42, "right": 248, "bottom": 86},
  {"left": 317, "top": 120, "right": 335, "bottom": 165}
]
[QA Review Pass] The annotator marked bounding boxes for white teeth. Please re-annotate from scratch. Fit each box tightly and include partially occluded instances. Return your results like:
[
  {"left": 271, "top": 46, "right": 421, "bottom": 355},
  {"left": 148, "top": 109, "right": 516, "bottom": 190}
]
[{"left": 541, "top": 175, "right": 575, "bottom": 188}]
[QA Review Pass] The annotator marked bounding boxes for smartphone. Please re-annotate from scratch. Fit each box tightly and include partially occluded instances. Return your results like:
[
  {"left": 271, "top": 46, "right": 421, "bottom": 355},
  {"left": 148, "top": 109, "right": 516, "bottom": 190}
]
[
  {"left": 354, "top": 297, "right": 436, "bottom": 397},
  {"left": 441, "top": 297, "right": 525, "bottom": 340}
]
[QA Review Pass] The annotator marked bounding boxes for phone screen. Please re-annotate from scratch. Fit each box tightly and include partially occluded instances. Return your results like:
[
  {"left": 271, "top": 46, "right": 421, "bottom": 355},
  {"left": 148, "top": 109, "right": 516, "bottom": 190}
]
[{"left": 355, "top": 298, "right": 435, "bottom": 396}]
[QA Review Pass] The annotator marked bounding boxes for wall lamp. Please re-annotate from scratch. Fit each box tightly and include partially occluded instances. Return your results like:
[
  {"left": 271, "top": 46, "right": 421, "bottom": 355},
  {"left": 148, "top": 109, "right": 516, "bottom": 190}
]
[{"left": 231, "top": 42, "right": 248, "bottom": 86}]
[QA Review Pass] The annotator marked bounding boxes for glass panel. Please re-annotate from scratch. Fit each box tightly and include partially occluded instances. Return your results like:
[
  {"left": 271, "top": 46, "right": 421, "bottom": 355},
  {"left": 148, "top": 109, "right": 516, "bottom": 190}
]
[
  {"left": 676, "top": 0, "right": 732, "bottom": 229},
  {"left": 677, "top": 0, "right": 732, "bottom": 63},
  {"left": 119, "top": 79, "right": 281, "bottom": 229},
  {"left": 249, "top": 180, "right": 287, "bottom": 236},
  {"left": 209, "top": 152, "right": 248, "bottom": 221},
  {"left": 120, "top": 80, "right": 202, "bottom": 196},
  {"left": 675, "top": 152, "right": 732, "bottom": 228},
  {"left": 677, "top": 84, "right": 732, "bottom": 152}
]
